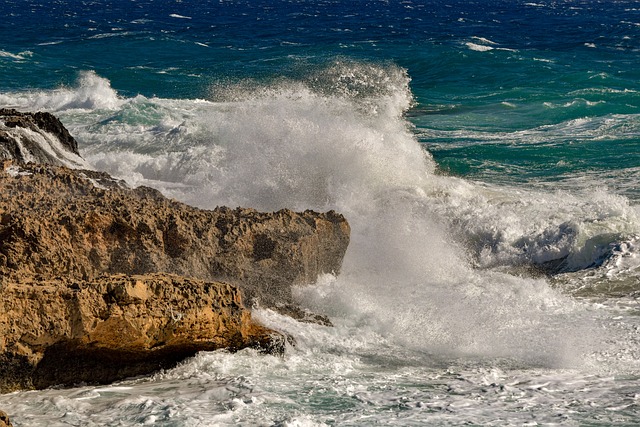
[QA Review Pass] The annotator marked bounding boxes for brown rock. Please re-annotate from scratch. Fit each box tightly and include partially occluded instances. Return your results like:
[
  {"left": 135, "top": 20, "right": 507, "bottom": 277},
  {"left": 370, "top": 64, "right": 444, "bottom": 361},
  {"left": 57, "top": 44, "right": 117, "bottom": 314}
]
[
  {"left": 0, "top": 161, "right": 350, "bottom": 310},
  {"left": 0, "top": 273, "right": 282, "bottom": 393},
  {"left": 0, "top": 111, "right": 351, "bottom": 392},
  {"left": 0, "top": 411, "right": 11, "bottom": 427}
]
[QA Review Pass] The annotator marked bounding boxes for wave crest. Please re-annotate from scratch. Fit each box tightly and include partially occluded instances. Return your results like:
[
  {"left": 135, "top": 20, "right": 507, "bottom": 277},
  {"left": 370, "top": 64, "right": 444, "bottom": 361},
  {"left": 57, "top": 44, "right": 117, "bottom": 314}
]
[
  {"left": 208, "top": 59, "right": 414, "bottom": 119},
  {"left": 0, "top": 70, "right": 124, "bottom": 112}
]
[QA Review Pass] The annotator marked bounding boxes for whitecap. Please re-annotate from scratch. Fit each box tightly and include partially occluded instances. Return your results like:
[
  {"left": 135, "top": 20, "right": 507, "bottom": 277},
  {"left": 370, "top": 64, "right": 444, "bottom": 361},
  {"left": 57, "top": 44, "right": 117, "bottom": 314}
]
[
  {"left": 471, "top": 36, "right": 498, "bottom": 45},
  {"left": 466, "top": 42, "right": 494, "bottom": 52},
  {"left": 88, "top": 31, "right": 136, "bottom": 39},
  {"left": 0, "top": 70, "right": 124, "bottom": 112},
  {"left": 0, "top": 49, "right": 32, "bottom": 61}
]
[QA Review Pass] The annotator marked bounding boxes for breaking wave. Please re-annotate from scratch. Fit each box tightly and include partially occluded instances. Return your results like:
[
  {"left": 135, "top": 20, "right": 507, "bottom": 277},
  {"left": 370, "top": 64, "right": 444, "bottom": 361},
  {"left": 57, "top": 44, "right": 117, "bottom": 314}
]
[{"left": 2, "top": 64, "right": 639, "bottom": 364}]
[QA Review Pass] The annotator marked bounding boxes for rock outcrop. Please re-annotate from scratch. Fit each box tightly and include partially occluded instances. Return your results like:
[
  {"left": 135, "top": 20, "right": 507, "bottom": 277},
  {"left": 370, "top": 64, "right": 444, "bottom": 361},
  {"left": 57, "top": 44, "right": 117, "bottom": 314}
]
[
  {"left": 0, "top": 273, "right": 279, "bottom": 393},
  {"left": 0, "top": 161, "right": 350, "bottom": 309},
  {"left": 0, "top": 109, "right": 351, "bottom": 391}
]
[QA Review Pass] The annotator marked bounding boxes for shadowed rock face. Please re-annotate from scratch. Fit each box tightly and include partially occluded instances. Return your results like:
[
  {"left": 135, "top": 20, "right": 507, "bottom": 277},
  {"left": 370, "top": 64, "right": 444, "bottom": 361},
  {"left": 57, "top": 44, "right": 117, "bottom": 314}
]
[
  {"left": 0, "top": 273, "right": 281, "bottom": 392},
  {"left": 0, "top": 109, "right": 86, "bottom": 168},
  {"left": 0, "top": 410, "right": 11, "bottom": 427}
]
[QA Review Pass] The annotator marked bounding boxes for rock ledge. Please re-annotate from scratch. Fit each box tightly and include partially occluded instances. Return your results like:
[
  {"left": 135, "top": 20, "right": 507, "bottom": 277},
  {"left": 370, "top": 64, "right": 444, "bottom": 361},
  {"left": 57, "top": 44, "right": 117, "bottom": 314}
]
[
  {"left": 0, "top": 161, "right": 350, "bottom": 310},
  {"left": 0, "top": 273, "right": 279, "bottom": 392}
]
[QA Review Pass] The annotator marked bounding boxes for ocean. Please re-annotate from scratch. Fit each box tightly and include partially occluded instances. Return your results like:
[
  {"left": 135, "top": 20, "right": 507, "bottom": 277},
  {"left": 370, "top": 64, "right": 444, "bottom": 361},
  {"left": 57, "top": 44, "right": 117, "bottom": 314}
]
[{"left": 1, "top": 0, "right": 640, "bottom": 425}]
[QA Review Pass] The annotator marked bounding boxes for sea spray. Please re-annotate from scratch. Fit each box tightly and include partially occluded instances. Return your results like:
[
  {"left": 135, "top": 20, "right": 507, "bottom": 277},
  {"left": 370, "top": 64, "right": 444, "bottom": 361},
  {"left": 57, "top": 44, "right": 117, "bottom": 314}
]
[
  {"left": 0, "top": 71, "right": 124, "bottom": 113},
  {"left": 0, "top": 66, "right": 613, "bottom": 366}
]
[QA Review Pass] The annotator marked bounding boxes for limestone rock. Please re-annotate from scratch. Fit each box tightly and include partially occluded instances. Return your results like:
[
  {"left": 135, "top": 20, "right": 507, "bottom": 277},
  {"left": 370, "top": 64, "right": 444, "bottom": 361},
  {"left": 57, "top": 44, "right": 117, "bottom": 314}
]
[
  {"left": 0, "top": 162, "right": 349, "bottom": 307},
  {"left": 0, "top": 411, "right": 11, "bottom": 427},
  {"left": 0, "top": 161, "right": 350, "bottom": 310},
  {"left": 0, "top": 111, "right": 351, "bottom": 392},
  {"left": 0, "top": 273, "right": 281, "bottom": 392},
  {"left": 0, "top": 109, "right": 87, "bottom": 168}
]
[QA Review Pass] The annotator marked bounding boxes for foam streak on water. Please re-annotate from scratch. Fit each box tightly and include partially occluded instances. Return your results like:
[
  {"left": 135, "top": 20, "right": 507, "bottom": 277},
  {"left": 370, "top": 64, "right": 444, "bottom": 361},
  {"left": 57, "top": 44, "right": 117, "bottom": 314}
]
[{"left": 1, "top": 65, "right": 640, "bottom": 425}]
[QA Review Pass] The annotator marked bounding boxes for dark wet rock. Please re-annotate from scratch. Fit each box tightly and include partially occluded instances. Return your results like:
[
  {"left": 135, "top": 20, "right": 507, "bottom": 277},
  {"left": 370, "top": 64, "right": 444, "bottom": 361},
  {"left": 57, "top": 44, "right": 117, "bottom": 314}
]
[{"left": 0, "top": 108, "right": 85, "bottom": 167}]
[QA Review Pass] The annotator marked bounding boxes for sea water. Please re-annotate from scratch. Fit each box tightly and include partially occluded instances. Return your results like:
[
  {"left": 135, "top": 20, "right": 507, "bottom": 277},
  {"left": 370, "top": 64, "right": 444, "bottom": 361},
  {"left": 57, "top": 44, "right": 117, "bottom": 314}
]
[{"left": 1, "top": 0, "right": 640, "bottom": 425}]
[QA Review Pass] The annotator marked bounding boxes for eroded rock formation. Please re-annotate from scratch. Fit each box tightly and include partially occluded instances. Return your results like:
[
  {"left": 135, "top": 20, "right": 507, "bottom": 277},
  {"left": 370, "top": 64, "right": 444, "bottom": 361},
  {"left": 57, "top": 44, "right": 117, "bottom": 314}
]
[
  {"left": 0, "top": 273, "right": 280, "bottom": 392},
  {"left": 0, "top": 161, "right": 350, "bottom": 309}
]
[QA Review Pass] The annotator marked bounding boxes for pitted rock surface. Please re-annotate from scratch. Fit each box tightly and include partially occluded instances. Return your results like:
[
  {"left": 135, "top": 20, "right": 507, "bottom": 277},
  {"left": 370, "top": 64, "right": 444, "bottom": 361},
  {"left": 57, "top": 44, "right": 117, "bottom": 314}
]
[
  {"left": 0, "top": 161, "right": 350, "bottom": 308},
  {"left": 0, "top": 273, "right": 281, "bottom": 392}
]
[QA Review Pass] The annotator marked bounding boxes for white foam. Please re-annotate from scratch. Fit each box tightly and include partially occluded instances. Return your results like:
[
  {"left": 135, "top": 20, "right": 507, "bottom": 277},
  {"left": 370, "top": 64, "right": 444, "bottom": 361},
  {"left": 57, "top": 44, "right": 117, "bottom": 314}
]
[
  {"left": 466, "top": 42, "right": 494, "bottom": 52},
  {"left": 471, "top": 36, "right": 498, "bottom": 45},
  {"left": 88, "top": 32, "right": 136, "bottom": 39},
  {"left": 0, "top": 70, "right": 124, "bottom": 112},
  {"left": 2, "top": 66, "right": 632, "bottom": 364},
  {"left": 3, "top": 164, "right": 32, "bottom": 177},
  {"left": 0, "top": 120, "right": 90, "bottom": 169},
  {"left": 15, "top": 67, "right": 610, "bottom": 365},
  {"left": 0, "top": 50, "right": 32, "bottom": 61}
]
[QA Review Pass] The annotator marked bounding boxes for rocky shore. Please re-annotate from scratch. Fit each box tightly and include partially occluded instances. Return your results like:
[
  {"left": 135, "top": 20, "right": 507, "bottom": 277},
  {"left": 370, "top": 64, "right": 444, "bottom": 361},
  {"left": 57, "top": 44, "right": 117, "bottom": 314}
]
[
  {"left": 0, "top": 108, "right": 86, "bottom": 168},
  {"left": 0, "top": 160, "right": 350, "bottom": 311},
  {"left": 0, "top": 109, "right": 350, "bottom": 401}
]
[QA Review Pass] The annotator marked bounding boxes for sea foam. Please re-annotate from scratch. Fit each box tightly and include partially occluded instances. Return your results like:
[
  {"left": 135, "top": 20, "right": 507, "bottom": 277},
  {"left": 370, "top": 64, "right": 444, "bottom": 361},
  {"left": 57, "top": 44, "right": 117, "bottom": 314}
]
[{"left": 0, "top": 70, "right": 124, "bottom": 112}]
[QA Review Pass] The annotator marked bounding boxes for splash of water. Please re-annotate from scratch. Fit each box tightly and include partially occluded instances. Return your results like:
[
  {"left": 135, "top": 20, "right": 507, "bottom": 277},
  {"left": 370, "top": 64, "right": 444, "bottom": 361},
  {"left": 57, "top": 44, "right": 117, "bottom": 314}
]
[{"left": 0, "top": 70, "right": 124, "bottom": 112}]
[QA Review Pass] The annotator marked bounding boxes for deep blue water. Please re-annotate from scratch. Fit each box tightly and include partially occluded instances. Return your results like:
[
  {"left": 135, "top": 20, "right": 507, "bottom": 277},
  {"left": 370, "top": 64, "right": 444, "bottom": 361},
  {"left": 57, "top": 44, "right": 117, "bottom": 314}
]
[{"left": 2, "top": 0, "right": 639, "bottom": 196}]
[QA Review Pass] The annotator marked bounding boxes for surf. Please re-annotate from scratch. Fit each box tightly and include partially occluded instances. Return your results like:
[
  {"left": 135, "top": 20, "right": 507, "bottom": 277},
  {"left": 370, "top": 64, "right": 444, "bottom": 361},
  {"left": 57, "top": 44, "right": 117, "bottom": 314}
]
[{"left": 1, "top": 65, "right": 630, "bottom": 365}]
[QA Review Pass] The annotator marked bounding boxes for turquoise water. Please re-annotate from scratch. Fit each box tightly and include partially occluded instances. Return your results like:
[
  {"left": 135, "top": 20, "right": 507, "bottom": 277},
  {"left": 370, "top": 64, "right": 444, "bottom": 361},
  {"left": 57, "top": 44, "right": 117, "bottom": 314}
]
[
  {"left": 2, "top": 0, "right": 638, "bottom": 195},
  {"left": 1, "top": 1, "right": 640, "bottom": 425}
]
